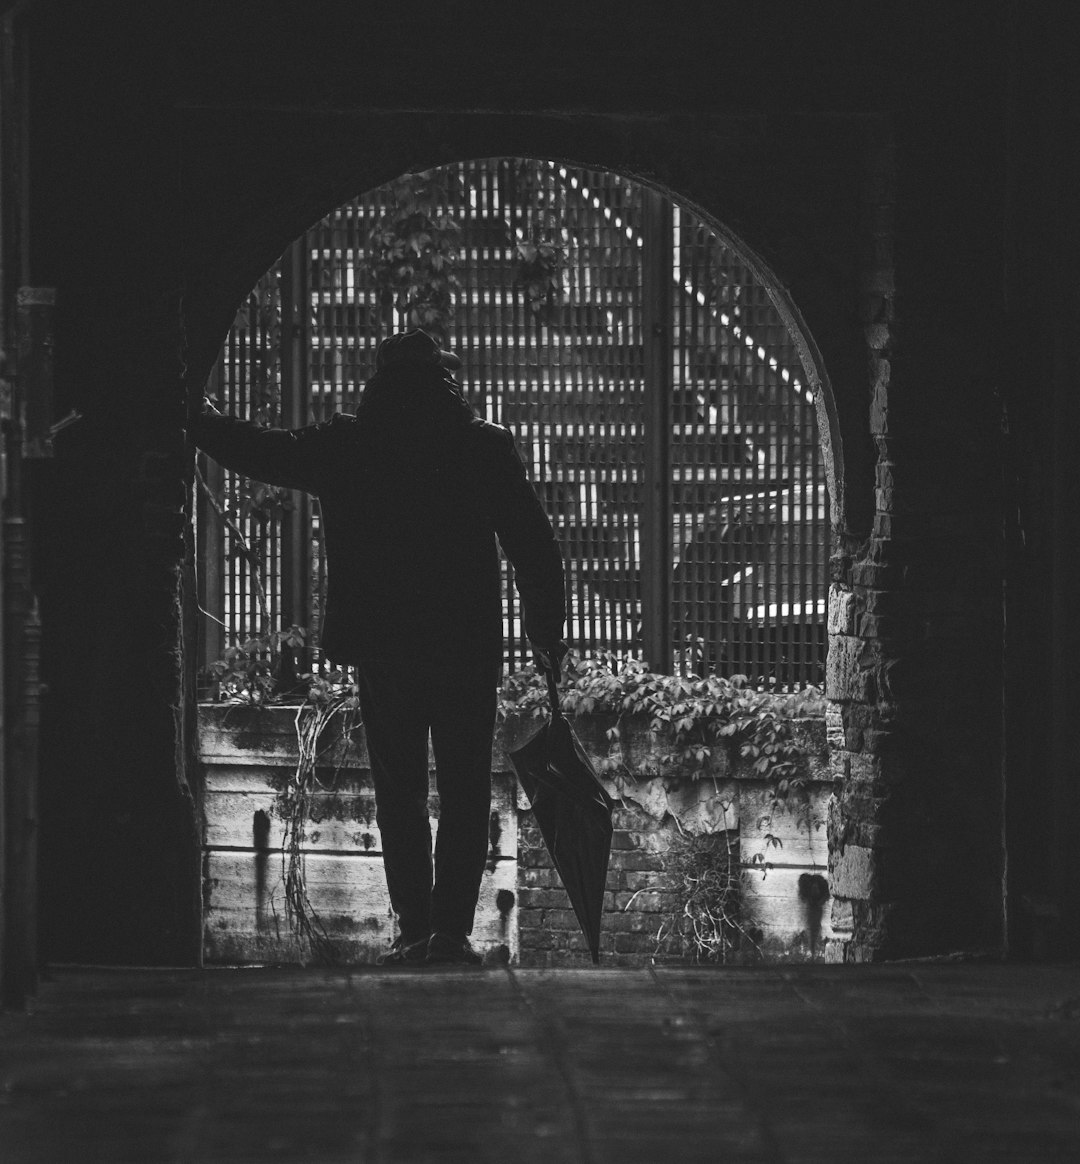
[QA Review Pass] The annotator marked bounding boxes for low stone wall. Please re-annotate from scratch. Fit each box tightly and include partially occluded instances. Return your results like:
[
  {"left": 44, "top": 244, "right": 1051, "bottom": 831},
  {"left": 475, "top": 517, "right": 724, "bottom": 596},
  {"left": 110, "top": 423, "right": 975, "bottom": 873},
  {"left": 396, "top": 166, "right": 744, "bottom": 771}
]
[
  {"left": 198, "top": 704, "right": 835, "bottom": 966},
  {"left": 198, "top": 705, "right": 520, "bottom": 965},
  {"left": 506, "top": 713, "right": 836, "bottom": 965}
]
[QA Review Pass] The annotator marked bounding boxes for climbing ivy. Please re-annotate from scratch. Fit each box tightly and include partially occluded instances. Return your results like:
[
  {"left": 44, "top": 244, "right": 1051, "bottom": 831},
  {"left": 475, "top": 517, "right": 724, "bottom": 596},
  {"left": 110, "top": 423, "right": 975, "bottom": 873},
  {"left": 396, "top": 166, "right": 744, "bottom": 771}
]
[
  {"left": 499, "top": 651, "right": 824, "bottom": 964},
  {"left": 512, "top": 229, "right": 568, "bottom": 321},
  {"left": 498, "top": 650, "right": 824, "bottom": 818},
  {"left": 367, "top": 169, "right": 463, "bottom": 343},
  {"left": 203, "top": 626, "right": 308, "bottom": 704}
]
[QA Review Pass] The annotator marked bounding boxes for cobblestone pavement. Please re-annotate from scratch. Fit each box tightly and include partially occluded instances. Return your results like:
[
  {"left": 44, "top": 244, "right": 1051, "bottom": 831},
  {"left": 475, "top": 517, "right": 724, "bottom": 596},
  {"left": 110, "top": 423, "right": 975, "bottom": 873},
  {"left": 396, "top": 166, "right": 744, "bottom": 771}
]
[{"left": 1, "top": 961, "right": 1078, "bottom": 1162}]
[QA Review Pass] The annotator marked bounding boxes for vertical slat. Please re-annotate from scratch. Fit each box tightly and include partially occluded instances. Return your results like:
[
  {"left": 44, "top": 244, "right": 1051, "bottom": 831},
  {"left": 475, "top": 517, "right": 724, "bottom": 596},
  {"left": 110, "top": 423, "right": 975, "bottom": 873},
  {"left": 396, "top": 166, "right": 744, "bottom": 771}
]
[
  {"left": 499, "top": 160, "right": 519, "bottom": 667},
  {"left": 629, "top": 178, "right": 645, "bottom": 660},
  {"left": 641, "top": 187, "right": 673, "bottom": 673},
  {"left": 672, "top": 201, "right": 686, "bottom": 674},
  {"left": 581, "top": 167, "right": 596, "bottom": 658},
  {"left": 464, "top": 160, "right": 482, "bottom": 420},
  {"left": 688, "top": 215, "right": 706, "bottom": 676},
  {"left": 267, "top": 267, "right": 282, "bottom": 637},
  {"left": 784, "top": 337, "right": 799, "bottom": 690},
  {"left": 751, "top": 269, "right": 767, "bottom": 681},
  {"left": 799, "top": 380, "right": 811, "bottom": 687},
  {"left": 542, "top": 164, "right": 564, "bottom": 655},
  {"left": 233, "top": 293, "right": 248, "bottom": 640},
  {"left": 565, "top": 163, "right": 580, "bottom": 657},
  {"left": 714, "top": 242, "right": 729, "bottom": 674},
  {"left": 759, "top": 280, "right": 775, "bottom": 683},
  {"left": 224, "top": 301, "right": 240, "bottom": 641},
  {"left": 754, "top": 284, "right": 767, "bottom": 681},
  {"left": 279, "top": 235, "right": 311, "bottom": 664},
  {"left": 325, "top": 205, "right": 337, "bottom": 418},
  {"left": 685, "top": 212, "right": 701, "bottom": 677},
  {"left": 197, "top": 355, "right": 226, "bottom": 677},
  {"left": 733, "top": 255, "right": 752, "bottom": 679},
  {"left": 809, "top": 390, "right": 823, "bottom": 684},
  {"left": 592, "top": 163, "right": 603, "bottom": 658},
  {"left": 332, "top": 205, "right": 343, "bottom": 417},
  {"left": 345, "top": 195, "right": 359, "bottom": 411}
]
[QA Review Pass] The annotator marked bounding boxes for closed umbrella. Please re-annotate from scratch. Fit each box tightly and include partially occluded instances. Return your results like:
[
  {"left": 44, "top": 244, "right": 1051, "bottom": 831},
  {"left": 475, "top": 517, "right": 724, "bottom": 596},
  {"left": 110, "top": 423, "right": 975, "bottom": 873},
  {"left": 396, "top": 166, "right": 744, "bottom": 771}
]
[{"left": 508, "top": 670, "right": 615, "bottom": 963}]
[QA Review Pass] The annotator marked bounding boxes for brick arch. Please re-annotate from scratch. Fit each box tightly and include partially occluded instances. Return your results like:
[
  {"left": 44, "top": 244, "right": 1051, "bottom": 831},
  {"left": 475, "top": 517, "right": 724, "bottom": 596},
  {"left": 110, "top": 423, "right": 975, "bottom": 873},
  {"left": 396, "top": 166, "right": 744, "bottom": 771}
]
[
  {"left": 185, "top": 156, "right": 850, "bottom": 532},
  {"left": 199, "top": 157, "right": 842, "bottom": 690},
  {"left": 180, "top": 116, "right": 878, "bottom": 954},
  {"left": 180, "top": 113, "right": 873, "bottom": 543}
]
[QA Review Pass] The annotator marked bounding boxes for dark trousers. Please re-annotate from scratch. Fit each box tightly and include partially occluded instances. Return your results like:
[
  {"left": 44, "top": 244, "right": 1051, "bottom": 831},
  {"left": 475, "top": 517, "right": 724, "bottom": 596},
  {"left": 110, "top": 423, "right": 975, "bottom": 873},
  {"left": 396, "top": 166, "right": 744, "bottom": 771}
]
[{"left": 354, "top": 649, "right": 499, "bottom": 941}]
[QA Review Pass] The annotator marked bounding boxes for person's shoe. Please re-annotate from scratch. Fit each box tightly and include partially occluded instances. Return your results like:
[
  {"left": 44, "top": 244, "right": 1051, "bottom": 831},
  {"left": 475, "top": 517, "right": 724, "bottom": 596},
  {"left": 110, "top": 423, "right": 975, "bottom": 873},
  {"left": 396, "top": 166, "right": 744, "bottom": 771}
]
[
  {"left": 425, "top": 932, "right": 483, "bottom": 966},
  {"left": 376, "top": 934, "right": 430, "bottom": 966}
]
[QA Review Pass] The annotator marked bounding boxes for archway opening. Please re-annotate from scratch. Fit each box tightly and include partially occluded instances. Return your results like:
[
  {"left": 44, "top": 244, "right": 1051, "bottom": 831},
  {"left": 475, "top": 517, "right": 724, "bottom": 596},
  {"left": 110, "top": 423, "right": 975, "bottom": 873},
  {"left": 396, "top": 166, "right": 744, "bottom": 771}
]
[{"left": 195, "top": 158, "right": 833, "bottom": 691}]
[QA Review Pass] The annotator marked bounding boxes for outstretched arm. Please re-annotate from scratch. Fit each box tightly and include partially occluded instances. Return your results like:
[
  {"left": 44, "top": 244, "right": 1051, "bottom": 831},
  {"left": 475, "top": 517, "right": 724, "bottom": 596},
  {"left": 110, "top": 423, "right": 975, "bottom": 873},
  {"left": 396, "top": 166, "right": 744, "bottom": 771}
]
[{"left": 189, "top": 400, "right": 327, "bottom": 494}]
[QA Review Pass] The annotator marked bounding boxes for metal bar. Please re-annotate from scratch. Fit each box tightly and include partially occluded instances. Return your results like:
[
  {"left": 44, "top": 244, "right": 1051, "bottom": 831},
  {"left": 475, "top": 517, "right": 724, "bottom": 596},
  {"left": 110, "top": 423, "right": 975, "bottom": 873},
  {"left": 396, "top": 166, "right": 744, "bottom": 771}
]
[
  {"left": 784, "top": 322, "right": 800, "bottom": 690},
  {"left": 759, "top": 280, "right": 775, "bottom": 683},
  {"left": 565, "top": 163, "right": 580, "bottom": 655},
  {"left": 261, "top": 272, "right": 279, "bottom": 633},
  {"left": 809, "top": 399, "right": 824, "bottom": 684},
  {"left": 345, "top": 196, "right": 360, "bottom": 411},
  {"left": 641, "top": 187, "right": 673, "bottom": 673},
  {"left": 629, "top": 180, "right": 645, "bottom": 661},
  {"left": 461, "top": 161, "right": 480, "bottom": 419},
  {"left": 720, "top": 245, "right": 737, "bottom": 680},
  {"left": 279, "top": 236, "right": 311, "bottom": 668},
  {"left": 197, "top": 356, "right": 226, "bottom": 679},
  {"left": 671, "top": 203, "right": 686, "bottom": 674},
  {"left": 580, "top": 168, "right": 595, "bottom": 657},
  {"left": 232, "top": 297, "right": 248, "bottom": 639},
  {"left": 732, "top": 255, "right": 752, "bottom": 680},
  {"left": 512, "top": 164, "right": 527, "bottom": 671}
]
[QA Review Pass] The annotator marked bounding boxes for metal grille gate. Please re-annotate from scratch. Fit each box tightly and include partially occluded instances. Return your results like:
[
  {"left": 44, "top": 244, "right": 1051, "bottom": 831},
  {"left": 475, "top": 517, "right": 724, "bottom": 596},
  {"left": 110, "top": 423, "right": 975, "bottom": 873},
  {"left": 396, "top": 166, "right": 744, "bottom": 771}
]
[{"left": 196, "top": 159, "right": 827, "bottom": 687}]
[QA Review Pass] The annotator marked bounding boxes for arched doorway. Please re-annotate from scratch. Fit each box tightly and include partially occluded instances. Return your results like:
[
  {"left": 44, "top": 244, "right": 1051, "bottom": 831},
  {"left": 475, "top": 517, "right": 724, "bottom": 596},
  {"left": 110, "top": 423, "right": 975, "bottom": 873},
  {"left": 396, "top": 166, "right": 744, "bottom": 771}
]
[{"left": 196, "top": 159, "right": 835, "bottom": 691}]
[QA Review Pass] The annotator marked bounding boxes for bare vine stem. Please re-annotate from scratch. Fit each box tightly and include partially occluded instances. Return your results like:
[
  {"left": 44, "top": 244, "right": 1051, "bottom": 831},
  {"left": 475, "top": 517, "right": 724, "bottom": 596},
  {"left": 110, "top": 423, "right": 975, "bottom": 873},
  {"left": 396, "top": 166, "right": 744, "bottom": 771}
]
[
  {"left": 280, "top": 687, "right": 361, "bottom": 965},
  {"left": 195, "top": 462, "right": 271, "bottom": 630}
]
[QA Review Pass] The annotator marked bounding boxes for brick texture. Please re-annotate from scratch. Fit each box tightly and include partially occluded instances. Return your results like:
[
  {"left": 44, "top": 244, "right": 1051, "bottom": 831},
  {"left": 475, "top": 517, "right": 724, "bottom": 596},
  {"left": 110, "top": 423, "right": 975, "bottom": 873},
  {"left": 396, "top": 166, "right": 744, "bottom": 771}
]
[{"left": 516, "top": 801, "right": 741, "bottom": 968}]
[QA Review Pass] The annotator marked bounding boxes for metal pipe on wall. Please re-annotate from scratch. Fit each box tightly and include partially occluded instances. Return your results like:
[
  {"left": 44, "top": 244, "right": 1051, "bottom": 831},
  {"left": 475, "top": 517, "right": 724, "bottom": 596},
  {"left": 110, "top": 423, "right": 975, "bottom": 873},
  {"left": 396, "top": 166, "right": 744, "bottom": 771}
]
[{"left": 0, "top": 0, "right": 41, "bottom": 1009}]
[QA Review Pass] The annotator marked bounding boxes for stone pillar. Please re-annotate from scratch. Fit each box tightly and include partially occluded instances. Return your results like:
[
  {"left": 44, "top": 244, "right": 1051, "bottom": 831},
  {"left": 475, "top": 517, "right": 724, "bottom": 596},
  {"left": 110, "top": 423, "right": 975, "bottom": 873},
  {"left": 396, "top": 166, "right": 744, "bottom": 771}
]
[
  {"left": 825, "top": 118, "right": 1007, "bottom": 960},
  {"left": 823, "top": 129, "right": 897, "bottom": 959}
]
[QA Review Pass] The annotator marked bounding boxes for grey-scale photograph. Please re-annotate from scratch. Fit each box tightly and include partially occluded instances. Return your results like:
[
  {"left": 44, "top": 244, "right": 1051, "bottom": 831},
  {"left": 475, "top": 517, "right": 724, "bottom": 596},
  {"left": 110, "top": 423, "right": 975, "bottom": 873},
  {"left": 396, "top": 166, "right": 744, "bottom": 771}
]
[{"left": 0, "top": 2, "right": 1077, "bottom": 1161}]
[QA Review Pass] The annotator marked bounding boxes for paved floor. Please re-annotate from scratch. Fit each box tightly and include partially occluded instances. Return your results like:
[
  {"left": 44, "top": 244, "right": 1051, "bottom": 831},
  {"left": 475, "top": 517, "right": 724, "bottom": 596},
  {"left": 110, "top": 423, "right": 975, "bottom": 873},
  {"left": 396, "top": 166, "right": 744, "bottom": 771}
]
[{"left": 0, "top": 961, "right": 1078, "bottom": 1162}]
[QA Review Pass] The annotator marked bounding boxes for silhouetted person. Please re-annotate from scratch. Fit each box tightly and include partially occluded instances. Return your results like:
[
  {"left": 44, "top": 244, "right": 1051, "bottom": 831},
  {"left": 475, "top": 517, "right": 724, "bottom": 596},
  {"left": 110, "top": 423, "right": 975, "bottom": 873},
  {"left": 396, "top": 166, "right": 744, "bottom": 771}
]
[{"left": 191, "top": 328, "right": 566, "bottom": 965}]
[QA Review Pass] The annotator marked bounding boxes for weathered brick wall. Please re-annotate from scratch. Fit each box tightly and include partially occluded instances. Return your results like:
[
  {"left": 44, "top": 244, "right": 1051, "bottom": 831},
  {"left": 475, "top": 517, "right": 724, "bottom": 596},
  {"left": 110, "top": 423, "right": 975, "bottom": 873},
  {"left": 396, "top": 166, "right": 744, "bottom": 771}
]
[
  {"left": 518, "top": 806, "right": 738, "bottom": 966},
  {"left": 508, "top": 715, "right": 833, "bottom": 967},
  {"left": 197, "top": 706, "right": 521, "bottom": 965},
  {"left": 825, "top": 120, "right": 1008, "bottom": 960},
  {"left": 823, "top": 130, "right": 901, "bottom": 959},
  {"left": 198, "top": 707, "right": 830, "bottom": 966}
]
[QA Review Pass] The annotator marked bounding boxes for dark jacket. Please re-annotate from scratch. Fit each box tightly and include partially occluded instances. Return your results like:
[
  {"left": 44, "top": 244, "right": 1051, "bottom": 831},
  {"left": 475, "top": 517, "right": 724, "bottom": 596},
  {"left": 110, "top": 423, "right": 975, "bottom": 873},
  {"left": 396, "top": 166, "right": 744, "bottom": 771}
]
[{"left": 190, "top": 362, "right": 565, "bottom": 662}]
